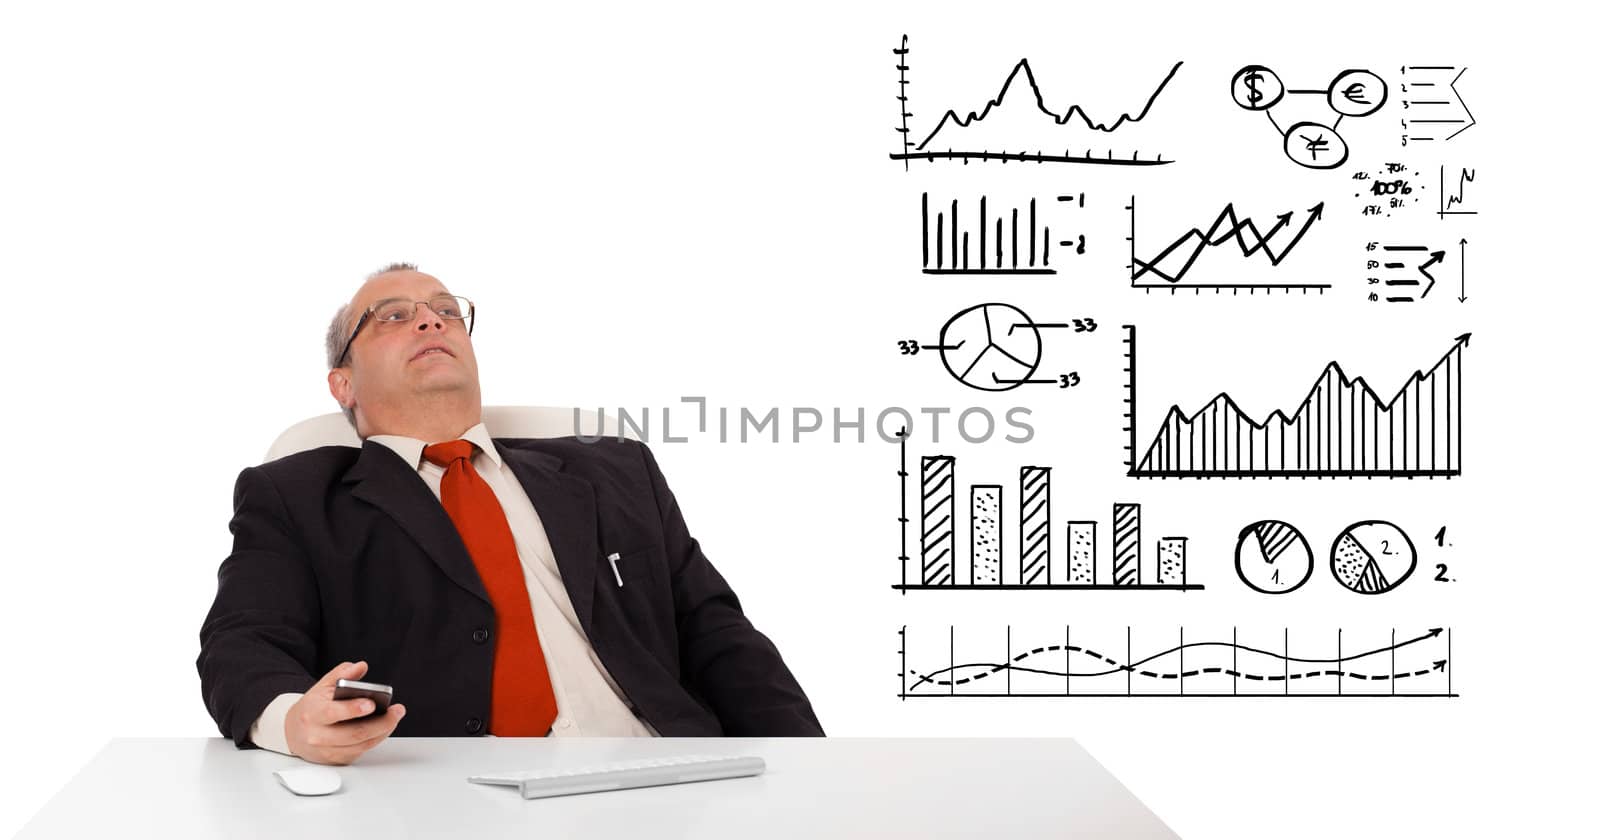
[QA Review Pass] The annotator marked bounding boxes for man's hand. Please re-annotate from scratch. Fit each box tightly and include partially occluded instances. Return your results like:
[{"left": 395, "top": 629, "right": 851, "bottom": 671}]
[{"left": 285, "top": 661, "right": 406, "bottom": 765}]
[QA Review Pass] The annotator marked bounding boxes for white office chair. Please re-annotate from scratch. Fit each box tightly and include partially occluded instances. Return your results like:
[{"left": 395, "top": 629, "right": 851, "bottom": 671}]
[{"left": 264, "top": 406, "right": 625, "bottom": 462}]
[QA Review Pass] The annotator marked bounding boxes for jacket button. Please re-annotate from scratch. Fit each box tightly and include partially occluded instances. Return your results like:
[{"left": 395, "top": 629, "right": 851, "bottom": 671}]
[
  {"left": 466, "top": 717, "right": 484, "bottom": 734},
  {"left": 472, "top": 628, "right": 490, "bottom": 644}
]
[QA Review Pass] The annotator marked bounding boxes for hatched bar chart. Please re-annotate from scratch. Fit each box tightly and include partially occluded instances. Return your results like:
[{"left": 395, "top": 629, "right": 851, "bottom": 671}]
[{"left": 897, "top": 435, "right": 1200, "bottom": 592}]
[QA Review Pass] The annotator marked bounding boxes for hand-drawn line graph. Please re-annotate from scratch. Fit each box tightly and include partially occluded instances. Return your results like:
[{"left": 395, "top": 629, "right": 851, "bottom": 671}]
[
  {"left": 894, "top": 430, "right": 1201, "bottom": 593},
  {"left": 1231, "top": 65, "right": 1387, "bottom": 169},
  {"left": 919, "top": 193, "right": 1087, "bottom": 275},
  {"left": 898, "top": 625, "right": 1455, "bottom": 698},
  {"left": 1439, "top": 166, "right": 1478, "bottom": 217},
  {"left": 1123, "top": 325, "right": 1469, "bottom": 478},
  {"left": 892, "top": 35, "right": 1180, "bottom": 168},
  {"left": 1401, "top": 65, "right": 1475, "bottom": 143},
  {"left": 1126, "top": 196, "right": 1329, "bottom": 293}
]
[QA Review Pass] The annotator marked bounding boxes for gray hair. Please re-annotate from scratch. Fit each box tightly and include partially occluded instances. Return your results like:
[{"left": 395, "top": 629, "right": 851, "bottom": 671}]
[{"left": 326, "top": 262, "right": 421, "bottom": 427}]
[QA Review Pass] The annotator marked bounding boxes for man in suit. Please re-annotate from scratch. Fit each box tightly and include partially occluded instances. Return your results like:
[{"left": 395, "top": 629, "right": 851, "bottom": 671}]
[{"left": 197, "top": 263, "right": 824, "bottom": 764}]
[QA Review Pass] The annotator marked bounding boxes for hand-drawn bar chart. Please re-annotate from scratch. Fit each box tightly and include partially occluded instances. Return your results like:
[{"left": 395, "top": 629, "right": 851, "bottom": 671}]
[
  {"left": 921, "top": 193, "right": 1067, "bottom": 275},
  {"left": 897, "top": 433, "right": 1200, "bottom": 591}
]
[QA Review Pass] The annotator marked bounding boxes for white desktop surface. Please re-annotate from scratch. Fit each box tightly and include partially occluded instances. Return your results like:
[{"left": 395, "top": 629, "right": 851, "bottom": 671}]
[{"left": 17, "top": 737, "right": 1176, "bottom": 839}]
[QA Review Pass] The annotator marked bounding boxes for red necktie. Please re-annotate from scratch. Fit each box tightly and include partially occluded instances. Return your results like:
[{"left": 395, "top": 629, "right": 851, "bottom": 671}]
[{"left": 422, "top": 440, "right": 558, "bottom": 736}]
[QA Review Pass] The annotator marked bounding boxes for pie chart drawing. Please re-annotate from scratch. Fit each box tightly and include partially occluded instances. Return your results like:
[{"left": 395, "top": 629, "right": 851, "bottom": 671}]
[
  {"left": 1330, "top": 520, "right": 1416, "bottom": 594},
  {"left": 938, "top": 303, "right": 1042, "bottom": 391},
  {"left": 1234, "top": 520, "right": 1313, "bottom": 594}
]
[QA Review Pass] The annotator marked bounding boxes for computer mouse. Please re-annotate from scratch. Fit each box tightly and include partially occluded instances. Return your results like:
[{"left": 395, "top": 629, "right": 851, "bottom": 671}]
[{"left": 273, "top": 765, "right": 343, "bottom": 796}]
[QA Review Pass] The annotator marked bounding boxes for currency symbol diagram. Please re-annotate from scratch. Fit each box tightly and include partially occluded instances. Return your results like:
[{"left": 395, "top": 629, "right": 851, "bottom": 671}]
[{"left": 1230, "top": 66, "right": 1387, "bottom": 169}]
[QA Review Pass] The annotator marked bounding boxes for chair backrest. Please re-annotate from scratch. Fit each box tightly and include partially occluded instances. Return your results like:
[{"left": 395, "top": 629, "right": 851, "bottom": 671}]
[{"left": 264, "top": 406, "right": 623, "bottom": 462}]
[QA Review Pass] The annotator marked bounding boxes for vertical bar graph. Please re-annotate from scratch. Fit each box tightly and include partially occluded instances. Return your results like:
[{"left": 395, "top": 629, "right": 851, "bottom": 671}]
[
  {"left": 1112, "top": 503, "right": 1141, "bottom": 586},
  {"left": 971, "top": 486, "right": 1002, "bottom": 585},
  {"left": 1157, "top": 537, "right": 1187, "bottom": 585},
  {"left": 897, "top": 447, "right": 1200, "bottom": 591},
  {"left": 920, "top": 456, "right": 955, "bottom": 586},
  {"left": 921, "top": 192, "right": 1059, "bottom": 275},
  {"left": 1067, "top": 522, "right": 1096, "bottom": 585},
  {"left": 1019, "top": 467, "right": 1051, "bottom": 585}
]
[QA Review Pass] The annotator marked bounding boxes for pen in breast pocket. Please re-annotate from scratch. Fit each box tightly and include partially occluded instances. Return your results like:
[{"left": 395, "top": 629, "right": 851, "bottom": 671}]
[{"left": 607, "top": 552, "right": 624, "bottom": 587}]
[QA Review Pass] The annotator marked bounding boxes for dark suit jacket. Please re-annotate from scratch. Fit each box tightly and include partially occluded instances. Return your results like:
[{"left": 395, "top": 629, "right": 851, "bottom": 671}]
[{"left": 197, "top": 436, "right": 823, "bottom": 745}]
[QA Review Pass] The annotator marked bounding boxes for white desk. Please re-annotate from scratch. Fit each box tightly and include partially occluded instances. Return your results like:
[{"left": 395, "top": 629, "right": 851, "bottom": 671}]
[{"left": 18, "top": 737, "right": 1176, "bottom": 839}]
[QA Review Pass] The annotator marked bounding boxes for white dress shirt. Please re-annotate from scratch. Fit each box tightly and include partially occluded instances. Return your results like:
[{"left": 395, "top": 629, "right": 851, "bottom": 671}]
[{"left": 250, "top": 422, "right": 657, "bottom": 754}]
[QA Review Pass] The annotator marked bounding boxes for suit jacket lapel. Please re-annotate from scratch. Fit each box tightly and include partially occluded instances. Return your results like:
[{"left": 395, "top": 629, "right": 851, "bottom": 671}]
[
  {"left": 344, "top": 440, "right": 491, "bottom": 606},
  {"left": 499, "top": 443, "right": 600, "bottom": 637}
]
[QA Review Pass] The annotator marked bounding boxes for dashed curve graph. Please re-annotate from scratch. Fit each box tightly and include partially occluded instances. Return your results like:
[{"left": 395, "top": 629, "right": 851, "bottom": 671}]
[{"left": 898, "top": 626, "right": 1454, "bottom": 698}]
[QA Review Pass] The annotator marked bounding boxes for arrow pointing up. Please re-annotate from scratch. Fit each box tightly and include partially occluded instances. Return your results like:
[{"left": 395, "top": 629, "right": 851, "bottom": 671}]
[{"left": 1418, "top": 250, "right": 1446, "bottom": 299}]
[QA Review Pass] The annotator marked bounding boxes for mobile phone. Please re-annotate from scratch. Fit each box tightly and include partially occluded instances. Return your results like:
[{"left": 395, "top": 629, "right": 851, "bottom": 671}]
[{"left": 333, "top": 678, "right": 394, "bottom": 717}]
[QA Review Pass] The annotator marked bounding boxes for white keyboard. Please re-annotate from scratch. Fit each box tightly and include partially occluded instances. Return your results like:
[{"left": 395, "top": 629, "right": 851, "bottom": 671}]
[{"left": 468, "top": 754, "right": 766, "bottom": 800}]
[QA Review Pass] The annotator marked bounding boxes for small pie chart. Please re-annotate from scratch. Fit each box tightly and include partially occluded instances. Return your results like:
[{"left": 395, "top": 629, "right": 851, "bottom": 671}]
[
  {"left": 938, "top": 303, "right": 1042, "bottom": 391},
  {"left": 1234, "top": 520, "right": 1313, "bottom": 594},
  {"left": 1330, "top": 520, "right": 1416, "bottom": 594}
]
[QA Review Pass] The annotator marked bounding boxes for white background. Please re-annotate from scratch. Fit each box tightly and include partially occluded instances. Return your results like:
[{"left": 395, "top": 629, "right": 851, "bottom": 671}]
[{"left": 0, "top": 1, "right": 1594, "bottom": 837}]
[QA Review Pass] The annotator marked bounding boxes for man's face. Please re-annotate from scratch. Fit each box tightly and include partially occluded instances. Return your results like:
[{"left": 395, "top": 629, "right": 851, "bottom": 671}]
[{"left": 330, "top": 270, "right": 481, "bottom": 425}]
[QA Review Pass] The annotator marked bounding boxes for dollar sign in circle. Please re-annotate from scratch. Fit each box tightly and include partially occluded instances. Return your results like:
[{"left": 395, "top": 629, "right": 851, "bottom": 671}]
[{"left": 1231, "top": 65, "right": 1282, "bottom": 111}]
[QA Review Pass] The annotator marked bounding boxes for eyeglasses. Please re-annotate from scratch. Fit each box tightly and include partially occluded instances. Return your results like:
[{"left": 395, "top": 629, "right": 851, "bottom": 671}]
[{"left": 334, "top": 294, "right": 475, "bottom": 367}]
